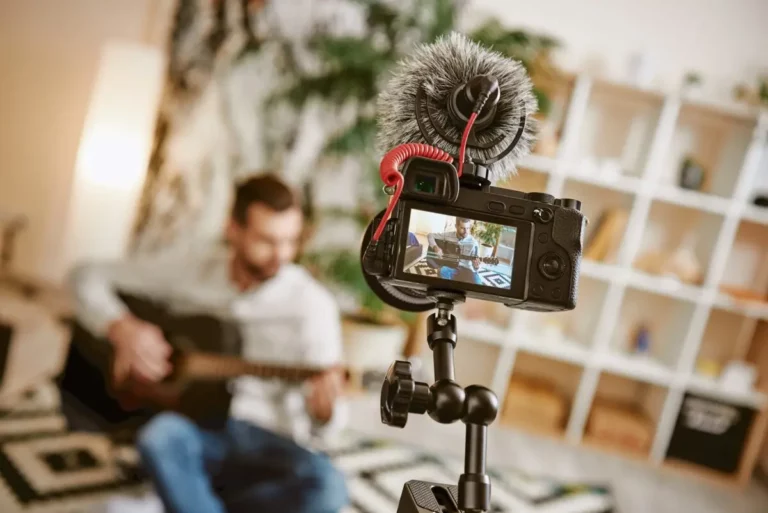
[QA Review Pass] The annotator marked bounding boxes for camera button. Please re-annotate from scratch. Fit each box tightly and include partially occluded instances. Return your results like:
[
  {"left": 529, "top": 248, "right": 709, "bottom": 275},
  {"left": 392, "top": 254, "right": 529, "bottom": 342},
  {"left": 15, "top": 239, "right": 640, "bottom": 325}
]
[
  {"left": 531, "top": 284, "right": 545, "bottom": 297},
  {"left": 533, "top": 207, "right": 554, "bottom": 224},
  {"left": 538, "top": 252, "right": 566, "bottom": 280},
  {"left": 509, "top": 205, "right": 525, "bottom": 215},
  {"left": 488, "top": 201, "right": 505, "bottom": 212},
  {"left": 552, "top": 288, "right": 562, "bottom": 299},
  {"left": 538, "top": 233, "right": 549, "bottom": 244}
]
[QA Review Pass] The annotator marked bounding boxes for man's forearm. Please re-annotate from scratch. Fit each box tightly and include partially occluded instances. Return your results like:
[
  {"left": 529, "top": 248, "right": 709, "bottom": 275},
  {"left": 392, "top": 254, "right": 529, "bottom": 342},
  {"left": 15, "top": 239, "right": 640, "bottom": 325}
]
[
  {"left": 69, "top": 264, "right": 130, "bottom": 338},
  {"left": 427, "top": 232, "right": 441, "bottom": 249}
]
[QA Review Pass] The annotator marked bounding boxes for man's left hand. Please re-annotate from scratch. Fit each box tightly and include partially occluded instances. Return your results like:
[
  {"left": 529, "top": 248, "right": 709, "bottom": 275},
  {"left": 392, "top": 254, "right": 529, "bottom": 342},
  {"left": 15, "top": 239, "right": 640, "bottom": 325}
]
[
  {"left": 472, "top": 258, "right": 481, "bottom": 270},
  {"left": 307, "top": 368, "right": 344, "bottom": 424}
]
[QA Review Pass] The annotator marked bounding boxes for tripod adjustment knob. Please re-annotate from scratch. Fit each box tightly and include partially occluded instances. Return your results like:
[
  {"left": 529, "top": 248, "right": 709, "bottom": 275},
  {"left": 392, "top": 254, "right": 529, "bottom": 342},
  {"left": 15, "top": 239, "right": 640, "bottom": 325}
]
[{"left": 380, "top": 361, "right": 430, "bottom": 428}]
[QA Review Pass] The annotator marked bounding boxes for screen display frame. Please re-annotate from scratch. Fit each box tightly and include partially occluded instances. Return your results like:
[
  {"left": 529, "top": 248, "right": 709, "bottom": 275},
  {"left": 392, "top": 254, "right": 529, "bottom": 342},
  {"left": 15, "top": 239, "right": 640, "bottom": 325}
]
[{"left": 393, "top": 201, "right": 532, "bottom": 301}]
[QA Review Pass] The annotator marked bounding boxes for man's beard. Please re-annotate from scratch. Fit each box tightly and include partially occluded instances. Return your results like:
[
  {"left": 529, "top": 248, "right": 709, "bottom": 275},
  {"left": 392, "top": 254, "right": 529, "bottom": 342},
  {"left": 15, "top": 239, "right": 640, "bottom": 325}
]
[{"left": 238, "top": 256, "right": 280, "bottom": 282}]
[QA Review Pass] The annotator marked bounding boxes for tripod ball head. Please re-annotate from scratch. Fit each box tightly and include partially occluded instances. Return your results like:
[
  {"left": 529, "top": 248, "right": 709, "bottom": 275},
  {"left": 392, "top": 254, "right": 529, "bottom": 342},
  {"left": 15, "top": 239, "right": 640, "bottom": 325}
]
[
  {"left": 428, "top": 379, "right": 465, "bottom": 424},
  {"left": 462, "top": 385, "right": 499, "bottom": 426}
]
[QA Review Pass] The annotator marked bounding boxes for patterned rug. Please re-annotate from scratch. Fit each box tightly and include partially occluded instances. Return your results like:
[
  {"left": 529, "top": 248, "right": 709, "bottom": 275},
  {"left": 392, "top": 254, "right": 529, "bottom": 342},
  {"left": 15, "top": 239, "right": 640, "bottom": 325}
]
[
  {"left": 0, "top": 384, "right": 614, "bottom": 513},
  {"left": 407, "top": 261, "right": 512, "bottom": 289}
]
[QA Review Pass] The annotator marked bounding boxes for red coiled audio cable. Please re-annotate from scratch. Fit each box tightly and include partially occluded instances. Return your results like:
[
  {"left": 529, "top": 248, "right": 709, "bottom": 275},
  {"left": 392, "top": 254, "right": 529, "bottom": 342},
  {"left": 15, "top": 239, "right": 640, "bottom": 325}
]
[{"left": 372, "top": 143, "right": 453, "bottom": 241}]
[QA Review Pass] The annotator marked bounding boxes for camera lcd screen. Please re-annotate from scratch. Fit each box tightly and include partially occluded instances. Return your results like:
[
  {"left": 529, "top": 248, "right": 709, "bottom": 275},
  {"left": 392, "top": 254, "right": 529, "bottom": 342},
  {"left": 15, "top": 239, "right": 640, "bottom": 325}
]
[{"left": 402, "top": 209, "right": 517, "bottom": 290}]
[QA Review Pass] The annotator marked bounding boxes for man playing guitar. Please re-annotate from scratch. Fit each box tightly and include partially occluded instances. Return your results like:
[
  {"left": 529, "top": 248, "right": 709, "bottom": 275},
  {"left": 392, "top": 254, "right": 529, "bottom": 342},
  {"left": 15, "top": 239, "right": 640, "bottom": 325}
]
[
  {"left": 69, "top": 174, "right": 347, "bottom": 513},
  {"left": 427, "top": 217, "right": 484, "bottom": 285}
]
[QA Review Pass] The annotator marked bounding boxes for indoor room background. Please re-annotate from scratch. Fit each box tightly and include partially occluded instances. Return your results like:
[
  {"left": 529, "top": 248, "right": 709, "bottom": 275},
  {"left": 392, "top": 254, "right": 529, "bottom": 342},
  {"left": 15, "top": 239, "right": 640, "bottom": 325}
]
[{"left": 1, "top": 1, "right": 768, "bottom": 513}]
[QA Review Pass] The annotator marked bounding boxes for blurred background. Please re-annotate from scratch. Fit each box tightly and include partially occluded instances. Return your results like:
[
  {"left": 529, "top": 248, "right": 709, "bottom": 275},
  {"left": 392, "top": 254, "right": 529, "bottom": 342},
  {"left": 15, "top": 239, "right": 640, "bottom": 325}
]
[{"left": 1, "top": 1, "right": 768, "bottom": 512}]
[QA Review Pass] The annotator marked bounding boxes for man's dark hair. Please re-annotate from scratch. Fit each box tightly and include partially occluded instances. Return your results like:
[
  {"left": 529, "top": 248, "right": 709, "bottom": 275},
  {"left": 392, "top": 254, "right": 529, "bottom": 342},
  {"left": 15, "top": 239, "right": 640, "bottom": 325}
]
[
  {"left": 456, "top": 217, "right": 474, "bottom": 225},
  {"left": 231, "top": 173, "right": 300, "bottom": 225}
]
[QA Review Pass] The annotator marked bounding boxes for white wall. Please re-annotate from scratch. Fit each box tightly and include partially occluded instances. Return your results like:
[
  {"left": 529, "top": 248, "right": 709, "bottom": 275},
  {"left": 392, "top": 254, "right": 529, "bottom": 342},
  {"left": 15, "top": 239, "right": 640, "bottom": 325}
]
[
  {"left": 0, "top": 0, "right": 165, "bottom": 282},
  {"left": 467, "top": 0, "right": 768, "bottom": 101},
  {"left": 409, "top": 211, "right": 453, "bottom": 236}
]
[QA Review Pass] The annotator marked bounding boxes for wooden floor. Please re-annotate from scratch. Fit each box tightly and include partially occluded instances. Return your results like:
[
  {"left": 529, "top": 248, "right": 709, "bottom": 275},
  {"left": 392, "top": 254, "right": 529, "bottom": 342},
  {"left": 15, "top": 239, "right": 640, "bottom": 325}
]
[{"left": 347, "top": 395, "right": 768, "bottom": 513}]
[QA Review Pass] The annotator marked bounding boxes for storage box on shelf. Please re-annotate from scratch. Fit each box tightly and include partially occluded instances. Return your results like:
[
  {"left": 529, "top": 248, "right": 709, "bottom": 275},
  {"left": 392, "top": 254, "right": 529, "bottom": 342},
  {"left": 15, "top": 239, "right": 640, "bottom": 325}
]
[
  {"left": 584, "top": 372, "right": 668, "bottom": 458},
  {"left": 663, "top": 320, "right": 768, "bottom": 486},
  {"left": 500, "top": 351, "right": 583, "bottom": 439}
]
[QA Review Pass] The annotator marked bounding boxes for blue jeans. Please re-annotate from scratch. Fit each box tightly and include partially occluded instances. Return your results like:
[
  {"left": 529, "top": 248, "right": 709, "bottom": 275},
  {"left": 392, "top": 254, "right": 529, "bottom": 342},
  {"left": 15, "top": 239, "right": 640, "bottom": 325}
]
[
  {"left": 136, "top": 412, "right": 348, "bottom": 513},
  {"left": 439, "top": 266, "right": 483, "bottom": 285}
]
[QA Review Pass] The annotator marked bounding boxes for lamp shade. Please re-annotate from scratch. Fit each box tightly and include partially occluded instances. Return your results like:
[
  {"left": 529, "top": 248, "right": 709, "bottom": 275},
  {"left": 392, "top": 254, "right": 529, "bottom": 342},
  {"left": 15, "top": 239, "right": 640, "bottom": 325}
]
[{"left": 63, "top": 41, "right": 164, "bottom": 271}]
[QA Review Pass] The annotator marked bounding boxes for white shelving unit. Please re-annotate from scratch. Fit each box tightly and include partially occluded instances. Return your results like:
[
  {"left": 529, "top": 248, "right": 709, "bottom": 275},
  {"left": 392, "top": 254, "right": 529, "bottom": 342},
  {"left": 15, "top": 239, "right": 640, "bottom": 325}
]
[{"left": 451, "top": 74, "right": 768, "bottom": 485}]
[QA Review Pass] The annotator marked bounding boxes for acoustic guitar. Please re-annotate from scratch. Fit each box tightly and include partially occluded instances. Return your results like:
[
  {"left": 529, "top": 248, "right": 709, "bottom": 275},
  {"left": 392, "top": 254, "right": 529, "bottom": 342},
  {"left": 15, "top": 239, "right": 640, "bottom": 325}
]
[{"left": 61, "top": 293, "right": 343, "bottom": 431}]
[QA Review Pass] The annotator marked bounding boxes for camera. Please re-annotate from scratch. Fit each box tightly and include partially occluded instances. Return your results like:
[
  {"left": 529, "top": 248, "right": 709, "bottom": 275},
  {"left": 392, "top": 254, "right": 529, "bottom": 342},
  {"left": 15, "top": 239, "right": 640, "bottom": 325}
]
[{"left": 362, "top": 157, "right": 587, "bottom": 313}]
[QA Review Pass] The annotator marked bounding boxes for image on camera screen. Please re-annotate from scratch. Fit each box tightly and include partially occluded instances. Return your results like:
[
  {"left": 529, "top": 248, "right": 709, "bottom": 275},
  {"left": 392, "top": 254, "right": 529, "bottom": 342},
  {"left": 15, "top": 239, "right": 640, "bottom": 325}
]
[{"left": 403, "top": 209, "right": 517, "bottom": 289}]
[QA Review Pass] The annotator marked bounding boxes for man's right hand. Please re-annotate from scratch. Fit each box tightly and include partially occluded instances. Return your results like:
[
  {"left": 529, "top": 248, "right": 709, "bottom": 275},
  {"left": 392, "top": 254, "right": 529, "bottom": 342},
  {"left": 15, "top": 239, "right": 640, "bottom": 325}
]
[
  {"left": 107, "top": 316, "right": 172, "bottom": 386},
  {"left": 432, "top": 246, "right": 444, "bottom": 257}
]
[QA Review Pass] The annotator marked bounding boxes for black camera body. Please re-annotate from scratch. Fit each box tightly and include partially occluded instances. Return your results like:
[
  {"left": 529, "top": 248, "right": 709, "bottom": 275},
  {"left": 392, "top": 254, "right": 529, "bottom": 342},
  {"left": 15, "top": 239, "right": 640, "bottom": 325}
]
[{"left": 363, "top": 158, "right": 587, "bottom": 312}]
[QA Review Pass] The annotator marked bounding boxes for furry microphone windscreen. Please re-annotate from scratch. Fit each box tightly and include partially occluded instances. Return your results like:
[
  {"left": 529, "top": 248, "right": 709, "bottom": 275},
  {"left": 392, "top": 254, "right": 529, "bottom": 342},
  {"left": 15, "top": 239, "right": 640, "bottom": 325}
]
[{"left": 377, "top": 32, "right": 538, "bottom": 182}]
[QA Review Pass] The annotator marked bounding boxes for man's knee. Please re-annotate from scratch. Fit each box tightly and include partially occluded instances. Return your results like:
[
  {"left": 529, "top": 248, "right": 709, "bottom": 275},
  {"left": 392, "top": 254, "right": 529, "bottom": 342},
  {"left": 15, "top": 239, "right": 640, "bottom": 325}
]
[
  {"left": 300, "top": 455, "right": 348, "bottom": 512},
  {"left": 137, "top": 412, "right": 200, "bottom": 462}
]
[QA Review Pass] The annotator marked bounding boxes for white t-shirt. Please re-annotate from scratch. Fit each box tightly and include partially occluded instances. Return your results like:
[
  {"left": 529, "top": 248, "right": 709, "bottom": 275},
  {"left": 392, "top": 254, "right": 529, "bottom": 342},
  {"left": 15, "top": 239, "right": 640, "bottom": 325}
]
[{"left": 68, "top": 246, "right": 346, "bottom": 445}]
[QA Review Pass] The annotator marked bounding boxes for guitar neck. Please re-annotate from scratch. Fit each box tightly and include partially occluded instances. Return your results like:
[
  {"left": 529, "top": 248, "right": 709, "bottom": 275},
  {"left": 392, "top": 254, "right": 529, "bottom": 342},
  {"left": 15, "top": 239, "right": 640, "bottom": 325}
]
[
  {"left": 177, "top": 352, "right": 327, "bottom": 383},
  {"left": 427, "top": 251, "right": 495, "bottom": 264}
]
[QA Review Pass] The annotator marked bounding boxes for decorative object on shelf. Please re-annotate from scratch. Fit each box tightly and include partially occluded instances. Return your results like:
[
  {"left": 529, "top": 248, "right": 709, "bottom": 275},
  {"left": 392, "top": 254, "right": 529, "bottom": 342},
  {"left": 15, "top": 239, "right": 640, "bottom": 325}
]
[
  {"left": 696, "top": 358, "right": 722, "bottom": 379},
  {"left": 584, "top": 208, "right": 628, "bottom": 263},
  {"left": 679, "top": 156, "right": 707, "bottom": 191},
  {"left": 634, "top": 233, "right": 703, "bottom": 285},
  {"left": 681, "top": 71, "right": 703, "bottom": 97},
  {"left": 586, "top": 400, "right": 654, "bottom": 454},
  {"left": 733, "top": 76, "right": 768, "bottom": 107},
  {"left": 666, "top": 233, "right": 704, "bottom": 284},
  {"left": 719, "top": 285, "right": 767, "bottom": 304},
  {"left": 666, "top": 393, "right": 755, "bottom": 474},
  {"left": 502, "top": 376, "right": 568, "bottom": 433},
  {"left": 719, "top": 361, "right": 758, "bottom": 394},
  {"left": 631, "top": 324, "right": 652, "bottom": 355}
]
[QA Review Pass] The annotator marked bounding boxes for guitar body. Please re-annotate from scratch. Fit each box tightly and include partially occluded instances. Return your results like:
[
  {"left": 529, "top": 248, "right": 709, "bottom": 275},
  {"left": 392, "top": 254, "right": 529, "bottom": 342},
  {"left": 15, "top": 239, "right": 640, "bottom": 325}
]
[{"left": 59, "top": 293, "right": 241, "bottom": 432}]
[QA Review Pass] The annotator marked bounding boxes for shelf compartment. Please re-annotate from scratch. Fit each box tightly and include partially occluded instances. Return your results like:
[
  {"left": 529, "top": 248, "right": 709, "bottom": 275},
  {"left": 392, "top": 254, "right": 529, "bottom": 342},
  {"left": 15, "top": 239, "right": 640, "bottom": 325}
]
[
  {"left": 718, "top": 220, "right": 768, "bottom": 301},
  {"left": 741, "top": 204, "right": 768, "bottom": 227},
  {"left": 572, "top": 79, "right": 664, "bottom": 179},
  {"left": 529, "top": 74, "right": 576, "bottom": 159},
  {"left": 633, "top": 200, "right": 724, "bottom": 285},
  {"left": 610, "top": 287, "right": 696, "bottom": 371},
  {"left": 551, "top": 275, "right": 608, "bottom": 349},
  {"left": 563, "top": 180, "right": 635, "bottom": 265},
  {"left": 496, "top": 165, "right": 550, "bottom": 194},
  {"left": 584, "top": 372, "right": 668, "bottom": 458},
  {"left": 658, "top": 101, "right": 756, "bottom": 200},
  {"left": 696, "top": 308, "right": 756, "bottom": 374},
  {"left": 501, "top": 351, "right": 583, "bottom": 438},
  {"left": 565, "top": 163, "right": 644, "bottom": 195}
]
